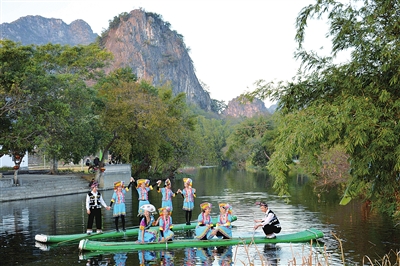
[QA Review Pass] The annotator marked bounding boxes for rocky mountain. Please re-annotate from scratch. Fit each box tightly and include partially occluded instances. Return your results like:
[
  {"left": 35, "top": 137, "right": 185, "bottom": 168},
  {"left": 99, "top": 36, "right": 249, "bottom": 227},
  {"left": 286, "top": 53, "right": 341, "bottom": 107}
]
[
  {"left": 268, "top": 103, "right": 278, "bottom": 114},
  {"left": 224, "top": 96, "right": 269, "bottom": 118},
  {"left": 99, "top": 10, "right": 211, "bottom": 110},
  {"left": 0, "top": 15, "right": 97, "bottom": 45}
]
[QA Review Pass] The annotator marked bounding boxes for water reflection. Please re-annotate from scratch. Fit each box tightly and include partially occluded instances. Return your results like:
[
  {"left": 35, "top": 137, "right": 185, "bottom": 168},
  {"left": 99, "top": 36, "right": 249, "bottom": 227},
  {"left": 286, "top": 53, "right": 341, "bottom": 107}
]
[{"left": 1, "top": 168, "right": 400, "bottom": 265}]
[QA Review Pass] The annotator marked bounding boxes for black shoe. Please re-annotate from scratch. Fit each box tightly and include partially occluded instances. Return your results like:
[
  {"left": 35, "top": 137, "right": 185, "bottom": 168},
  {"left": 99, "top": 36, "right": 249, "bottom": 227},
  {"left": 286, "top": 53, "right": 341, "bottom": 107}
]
[
  {"left": 116, "top": 229, "right": 120, "bottom": 232},
  {"left": 186, "top": 222, "right": 191, "bottom": 225},
  {"left": 123, "top": 229, "right": 126, "bottom": 232}
]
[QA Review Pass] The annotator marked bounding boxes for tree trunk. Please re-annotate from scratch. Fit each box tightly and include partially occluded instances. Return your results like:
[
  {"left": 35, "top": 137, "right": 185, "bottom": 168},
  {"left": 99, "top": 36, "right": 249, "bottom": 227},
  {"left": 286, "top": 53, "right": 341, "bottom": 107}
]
[
  {"left": 51, "top": 156, "right": 58, "bottom": 174},
  {"left": 13, "top": 169, "right": 19, "bottom": 186}
]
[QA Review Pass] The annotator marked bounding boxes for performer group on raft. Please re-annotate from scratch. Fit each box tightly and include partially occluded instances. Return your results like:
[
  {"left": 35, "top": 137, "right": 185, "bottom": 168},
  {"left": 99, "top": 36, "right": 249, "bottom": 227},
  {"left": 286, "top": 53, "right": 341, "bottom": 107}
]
[{"left": 85, "top": 176, "right": 281, "bottom": 242}]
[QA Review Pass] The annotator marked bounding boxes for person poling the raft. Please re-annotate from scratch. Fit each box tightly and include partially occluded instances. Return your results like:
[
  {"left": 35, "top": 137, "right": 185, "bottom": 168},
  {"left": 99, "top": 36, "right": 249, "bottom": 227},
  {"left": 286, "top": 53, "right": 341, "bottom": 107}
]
[
  {"left": 138, "top": 204, "right": 158, "bottom": 243},
  {"left": 131, "top": 178, "right": 154, "bottom": 215},
  {"left": 176, "top": 177, "right": 196, "bottom": 225},
  {"left": 195, "top": 202, "right": 215, "bottom": 240},
  {"left": 109, "top": 177, "right": 134, "bottom": 232},
  {"left": 254, "top": 201, "right": 281, "bottom": 239},
  {"left": 85, "top": 181, "right": 111, "bottom": 235},
  {"left": 158, "top": 206, "right": 174, "bottom": 242},
  {"left": 156, "top": 178, "right": 175, "bottom": 215},
  {"left": 213, "top": 203, "right": 234, "bottom": 239}
]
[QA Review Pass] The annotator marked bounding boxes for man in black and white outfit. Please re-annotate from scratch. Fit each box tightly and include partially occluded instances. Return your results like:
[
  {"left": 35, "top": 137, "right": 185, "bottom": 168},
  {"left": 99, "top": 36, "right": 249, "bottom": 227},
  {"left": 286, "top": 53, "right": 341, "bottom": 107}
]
[{"left": 254, "top": 201, "right": 281, "bottom": 238}]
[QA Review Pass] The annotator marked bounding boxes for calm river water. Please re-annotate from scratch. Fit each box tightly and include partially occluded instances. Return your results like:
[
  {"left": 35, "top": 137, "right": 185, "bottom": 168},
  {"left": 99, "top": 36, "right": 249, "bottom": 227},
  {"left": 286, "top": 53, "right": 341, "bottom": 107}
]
[{"left": 1, "top": 167, "right": 399, "bottom": 265}]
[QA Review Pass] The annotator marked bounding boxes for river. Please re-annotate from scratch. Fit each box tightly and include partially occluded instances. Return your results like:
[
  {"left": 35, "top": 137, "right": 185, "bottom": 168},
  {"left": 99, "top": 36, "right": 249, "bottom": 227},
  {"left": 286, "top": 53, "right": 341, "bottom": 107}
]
[{"left": 1, "top": 167, "right": 399, "bottom": 265}]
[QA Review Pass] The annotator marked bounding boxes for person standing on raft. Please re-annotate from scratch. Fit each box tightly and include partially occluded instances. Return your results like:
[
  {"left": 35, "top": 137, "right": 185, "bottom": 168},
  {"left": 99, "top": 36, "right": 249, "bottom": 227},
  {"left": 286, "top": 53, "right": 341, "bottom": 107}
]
[
  {"left": 109, "top": 177, "right": 134, "bottom": 232},
  {"left": 176, "top": 178, "right": 196, "bottom": 225},
  {"left": 86, "top": 181, "right": 111, "bottom": 234},
  {"left": 254, "top": 201, "right": 281, "bottom": 239},
  {"left": 132, "top": 178, "right": 154, "bottom": 215},
  {"left": 214, "top": 203, "right": 234, "bottom": 239},
  {"left": 156, "top": 178, "right": 175, "bottom": 214},
  {"left": 195, "top": 202, "right": 215, "bottom": 240}
]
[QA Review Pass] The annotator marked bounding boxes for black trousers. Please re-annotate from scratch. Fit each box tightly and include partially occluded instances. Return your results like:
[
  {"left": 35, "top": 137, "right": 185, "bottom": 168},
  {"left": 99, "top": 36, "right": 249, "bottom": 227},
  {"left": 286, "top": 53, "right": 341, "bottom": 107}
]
[
  {"left": 87, "top": 208, "right": 102, "bottom": 230},
  {"left": 262, "top": 224, "right": 281, "bottom": 235}
]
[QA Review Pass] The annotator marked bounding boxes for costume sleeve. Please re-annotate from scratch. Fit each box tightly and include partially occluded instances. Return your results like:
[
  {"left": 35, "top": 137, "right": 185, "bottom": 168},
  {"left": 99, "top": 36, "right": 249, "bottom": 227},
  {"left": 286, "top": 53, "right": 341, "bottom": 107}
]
[
  {"left": 139, "top": 218, "right": 146, "bottom": 230},
  {"left": 159, "top": 218, "right": 165, "bottom": 237},
  {"left": 193, "top": 188, "right": 196, "bottom": 198},
  {"left": 126, "top": 181, "right": 134, "bottom": 190},
  {"left": 109, "top": 192, "right": 116, "bottom": 207},
  {"left": 86, "top": 194, "right": 90, "bottom": 210},
  {"left": 197, "top": 213, "right": 204, "bottom": 226},
  {"left": 99, "top": 194, "right": 108, "bottom": 208},
  {"left": 170, "top": 217, "right": 173, "bottom": 230},
  {"left": 261, "top": 212, "right": 274, "bottom": 226}
]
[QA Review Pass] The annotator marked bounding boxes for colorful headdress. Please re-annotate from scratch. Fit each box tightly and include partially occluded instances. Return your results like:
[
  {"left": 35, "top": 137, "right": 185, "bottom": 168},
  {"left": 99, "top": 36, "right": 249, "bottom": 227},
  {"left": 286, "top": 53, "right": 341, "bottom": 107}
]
[
  {"left": 200, "top": 202, "right": 212, "bottom": 211},
  {"left": 136, "top": 179, "right": 150, "bottom": 188},
  {"left": 165, "top": 178, "right": 171, "bottom": 186},
  {"left": 158, "top": 206, "right": 171, "bottom": 214},
  {"left": 91, "top": 181, "right": 99, "bottom": 188},
  {"left": 183, "top": 177, "right": 192, "bottom": 187},
  {"left": 139, "top": 204, "right": 156, "bottom": 214},
  {"left": 113, "top": 181, "right": 124, "bottom": 190},
  {"left": 219, "top": 203, "right": 232, "bottom": 214}
]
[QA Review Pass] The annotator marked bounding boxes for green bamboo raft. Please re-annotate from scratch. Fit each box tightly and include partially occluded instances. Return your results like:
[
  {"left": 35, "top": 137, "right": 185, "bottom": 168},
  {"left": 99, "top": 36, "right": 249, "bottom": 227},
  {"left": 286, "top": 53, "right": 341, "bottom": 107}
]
[
  {"left": 34, "top": 216, "right": 237, "bottom": 244},
  {"left": 78, "top": 228, "right": 324, "bottom": 252}
]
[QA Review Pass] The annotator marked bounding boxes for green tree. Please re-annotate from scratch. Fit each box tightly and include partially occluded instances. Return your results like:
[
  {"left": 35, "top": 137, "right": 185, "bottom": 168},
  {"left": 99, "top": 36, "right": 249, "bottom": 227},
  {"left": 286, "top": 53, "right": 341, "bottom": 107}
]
[
  {"left": 225, "top": 115, "right": 275, "bottom": 169},
  {"left": 247, "top": 0, "right": 400, "bottom": 218},
  {"left": 0, "top": 40, "right": 112, "bottom": 174},
  {"left": 95, "top": 68, "right": 196, "bottom": 178}
]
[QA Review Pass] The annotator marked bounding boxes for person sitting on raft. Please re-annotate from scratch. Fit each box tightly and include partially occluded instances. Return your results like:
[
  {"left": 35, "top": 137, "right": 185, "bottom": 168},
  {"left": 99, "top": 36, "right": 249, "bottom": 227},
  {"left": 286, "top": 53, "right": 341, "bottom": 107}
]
[
  {"left": 254, "top": 201, "right": 281, "bottom": 239},
  {"left": 158, "top": 206, "right": 174, "bottom": 242},
  {"left": 156, "top": 178, "right": 175, "bottom": 215},
  {"left": 213, "top": 203, "right": 233, "bottom": 239},
  {"left": 138, "top": 204, "right": 158, "bottom": 243},
  {"left": 109, "top": 177, "right": 134, "bottom": 232},
  {"left": 195, "top": 202, "right": 215, "bottom": 240},
  {"left": 131, "top": 178, "right": 155, "bottom": 215}
]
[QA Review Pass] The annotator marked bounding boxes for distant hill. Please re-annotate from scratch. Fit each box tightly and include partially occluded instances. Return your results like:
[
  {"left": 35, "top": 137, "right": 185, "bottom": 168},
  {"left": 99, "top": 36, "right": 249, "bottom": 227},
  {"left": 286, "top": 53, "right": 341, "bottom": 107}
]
[
  {"left": 224, "top": 96, "right": 269, "bottom": 118},
  {"left": 0, "top": 12, "right": 211, "bottom": 110},
  {"left": 0, "top": 15, "right": 98, "bottom": 45},
  {"left": 267, "top": 103, "right": 278, "bottom": 114},
  {"left": 99, "top": 10, "right": 211, "bottom": 110}
]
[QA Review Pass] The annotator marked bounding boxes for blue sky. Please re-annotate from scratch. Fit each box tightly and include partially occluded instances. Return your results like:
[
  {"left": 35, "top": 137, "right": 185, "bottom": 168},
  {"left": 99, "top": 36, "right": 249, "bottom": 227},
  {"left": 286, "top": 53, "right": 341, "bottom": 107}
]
[{"left": 1, "top": 0, "right": 333, "bottom": 106}]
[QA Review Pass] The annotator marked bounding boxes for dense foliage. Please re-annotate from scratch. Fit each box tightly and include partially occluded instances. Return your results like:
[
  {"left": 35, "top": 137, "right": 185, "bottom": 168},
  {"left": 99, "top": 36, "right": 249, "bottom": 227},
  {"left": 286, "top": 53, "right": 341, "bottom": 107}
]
[
  {"left": 0, "top": 40, "right": 111, "bottom": 171},
  {"left": 247, "top": 0, "right": 400, "bottom": 218}
]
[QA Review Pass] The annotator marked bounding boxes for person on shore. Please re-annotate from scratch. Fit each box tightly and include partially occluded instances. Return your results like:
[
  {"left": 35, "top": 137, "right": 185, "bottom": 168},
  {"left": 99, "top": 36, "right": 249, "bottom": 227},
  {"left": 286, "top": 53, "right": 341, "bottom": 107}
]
[
  {"left": 138, "top": 204, "right": 158, "bottom": 243},
  {"left": 158, "top": 206, "right": 174, "bottom": 242},
  {"left": 254, "top": 201, "right": 281, "bottom": 239},
  {"left": 195, "top": 202, "right": 215, "bottom": 240},
  {"left": 214, "top": 203, "right": 234, "bottom": 239},
  {"left": 109, "top": 177, "right": 134, "bottom": 232},
  {"left": 85, "top": 181, "right": 111, "bottom": 234},
  {"left": 132, "top": 178, "right": 154, "bottom": 215},
  {"left": 156, "top": 178, "right": 175, "bottom": 214},
  {"left": 176, "top": 178, "right": 196, "bottom": 225}
]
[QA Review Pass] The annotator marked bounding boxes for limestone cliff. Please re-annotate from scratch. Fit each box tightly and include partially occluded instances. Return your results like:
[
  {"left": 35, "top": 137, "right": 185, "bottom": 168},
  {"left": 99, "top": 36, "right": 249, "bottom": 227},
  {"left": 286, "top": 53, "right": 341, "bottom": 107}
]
[
  {"left": 0, "top": 15, "right": 97, "bottom": 45},
  {"left": 99, "top": 10, "right": 211, "bottom": 110},
  {"left": 224, "top": 97, "right": 269, "bottom": 118}
]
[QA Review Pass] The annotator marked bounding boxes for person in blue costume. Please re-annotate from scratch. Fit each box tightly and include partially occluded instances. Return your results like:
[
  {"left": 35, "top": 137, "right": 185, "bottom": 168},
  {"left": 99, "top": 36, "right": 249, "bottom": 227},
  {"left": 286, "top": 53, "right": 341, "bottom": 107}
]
[
  {"left": 195, "top": 202, "right": 215, "bottom": 240},
  {"left": 254, "top": 201, "right": 281, "bottom": 239},
  {"left": 132, "top": 178, "right": 154, "bottom": 215},
  {"left": 158, "top": 206, "right": 174, "bottom": 242},
  {"left": 213, "top": 203, "right": 234, "bottom": 239},
  {"left": 156, "top": 178, "right": 175, "bottom": 214},
  {"left": 176, "top": 177, "right": 196, "bottom": 225},
  {"left": 109, "top": 177, "right": 134, "bottom": 232},
  {"left": 138, "top": 204, "right": 159, "bottom": 243}
]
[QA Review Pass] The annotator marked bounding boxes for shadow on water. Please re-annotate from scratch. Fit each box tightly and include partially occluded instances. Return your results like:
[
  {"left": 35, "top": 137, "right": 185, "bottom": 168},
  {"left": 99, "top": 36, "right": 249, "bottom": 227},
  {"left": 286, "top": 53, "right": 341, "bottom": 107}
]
[{"left": 0, "top": 167, "right": 399, "bottom": 265}]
